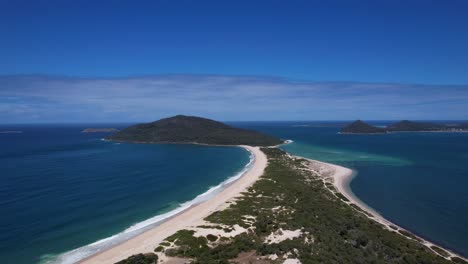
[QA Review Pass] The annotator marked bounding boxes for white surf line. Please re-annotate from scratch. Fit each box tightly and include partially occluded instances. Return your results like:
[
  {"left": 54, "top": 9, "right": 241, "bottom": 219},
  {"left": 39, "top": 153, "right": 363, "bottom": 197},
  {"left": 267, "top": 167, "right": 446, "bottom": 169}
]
[{"left": 73, "top": 145, "right": 266, "bottom": 264}]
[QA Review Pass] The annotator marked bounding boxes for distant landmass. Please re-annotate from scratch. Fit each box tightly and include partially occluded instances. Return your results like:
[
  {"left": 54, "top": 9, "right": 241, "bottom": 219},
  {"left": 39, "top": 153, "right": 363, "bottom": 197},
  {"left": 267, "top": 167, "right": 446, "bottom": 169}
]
[
  {"left": 340, "top": 120, "right": 387, "bottom": 134},
  {"left": 106, "top": 115, "right": 283, "bottom": 146},
  {"left": 341, "top": 120, "right": 468, "bottom": 134},
  {"left": 0, "top": 131, "right": 23, "bottom": 134},
  {"left": 386, "top": 120, "right": 447, "bottom": 132},
  {"left": 82, "top": 128, "right": 119, "bottom": 133}
]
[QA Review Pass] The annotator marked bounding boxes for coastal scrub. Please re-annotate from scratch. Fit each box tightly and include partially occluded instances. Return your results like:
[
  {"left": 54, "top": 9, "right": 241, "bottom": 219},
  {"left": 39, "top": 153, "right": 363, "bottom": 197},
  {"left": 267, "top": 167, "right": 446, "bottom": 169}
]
[{"left": 150, "top": 148, "right": 455, "bottom": 263}]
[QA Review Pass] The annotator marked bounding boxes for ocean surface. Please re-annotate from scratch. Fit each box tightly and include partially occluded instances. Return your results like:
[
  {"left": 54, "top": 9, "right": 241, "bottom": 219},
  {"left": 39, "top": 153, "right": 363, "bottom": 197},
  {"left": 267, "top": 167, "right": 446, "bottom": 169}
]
[
  {"left": 237, "top": 121, "right": 468, "bottom": 257},
  {"left": 0, "top": 124, "right": 251, "bottom": 264},
  {"left": 1, "top": 122, "right": 468, "bottom": 263}
]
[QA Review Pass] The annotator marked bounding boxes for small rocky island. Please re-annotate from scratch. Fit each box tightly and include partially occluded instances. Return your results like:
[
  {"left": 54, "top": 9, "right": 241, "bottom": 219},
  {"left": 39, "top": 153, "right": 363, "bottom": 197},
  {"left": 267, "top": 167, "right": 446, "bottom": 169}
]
[
  {"left": 82, "top": 128, "right": 119, "bottom": 133},
  {"left": 341, "top": 120, "right": 468, "bottom": 134},
  {"left": 106, "top": 115, "right": 283, "bottom": 146}
]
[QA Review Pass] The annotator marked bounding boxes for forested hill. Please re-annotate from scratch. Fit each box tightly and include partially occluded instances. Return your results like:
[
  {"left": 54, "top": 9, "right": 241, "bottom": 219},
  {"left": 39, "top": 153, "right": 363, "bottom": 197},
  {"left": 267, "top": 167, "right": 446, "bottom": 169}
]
[
  {"left": 386, "top": 120, "right": 448, "bottom": 132},
  {"left": 106, "top": 115, "right": 283, "bottom": 146},
  {"left": 340, "top": 120, "right": 387, "bottom": 134}
]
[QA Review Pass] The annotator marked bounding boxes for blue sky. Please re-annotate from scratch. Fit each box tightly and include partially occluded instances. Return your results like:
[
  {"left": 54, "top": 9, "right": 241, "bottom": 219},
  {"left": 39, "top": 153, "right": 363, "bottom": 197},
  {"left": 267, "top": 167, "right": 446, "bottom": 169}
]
[{"left": 1, "top": 1, "right": 468, "bottom": 122}]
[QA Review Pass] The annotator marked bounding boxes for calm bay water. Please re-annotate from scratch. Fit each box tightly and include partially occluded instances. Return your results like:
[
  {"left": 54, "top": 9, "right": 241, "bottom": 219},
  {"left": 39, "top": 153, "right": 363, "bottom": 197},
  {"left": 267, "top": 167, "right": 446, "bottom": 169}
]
[
  {"left": 1, "top": 121, "right": 467, "bottom": 263},
  {"left": 0, "top": 124, "right": 250, "bottom": 264},
  {"left": 235, "top": 121, "right": 468, "bottom": 257}
]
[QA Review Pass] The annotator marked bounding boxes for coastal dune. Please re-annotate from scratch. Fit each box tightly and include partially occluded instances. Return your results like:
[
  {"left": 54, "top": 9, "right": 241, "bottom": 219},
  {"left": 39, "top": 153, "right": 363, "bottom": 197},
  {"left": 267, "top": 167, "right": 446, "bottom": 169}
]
[{"left": 79, "top": 146, "right": 267, "bottom": 264}]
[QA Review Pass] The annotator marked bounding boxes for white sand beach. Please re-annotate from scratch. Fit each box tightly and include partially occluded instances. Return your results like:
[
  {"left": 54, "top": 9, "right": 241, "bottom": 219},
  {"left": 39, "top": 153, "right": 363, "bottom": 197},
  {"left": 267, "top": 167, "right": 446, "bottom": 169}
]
[{"left": 79, "top": 146, "right": 267, "bottom": 264}]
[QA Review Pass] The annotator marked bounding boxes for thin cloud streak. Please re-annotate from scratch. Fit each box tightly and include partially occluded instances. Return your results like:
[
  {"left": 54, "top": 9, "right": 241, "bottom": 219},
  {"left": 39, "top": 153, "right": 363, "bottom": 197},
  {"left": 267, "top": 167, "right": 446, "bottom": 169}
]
[{"left": 0, "top": 75, "right": 467, "bottom": 123}]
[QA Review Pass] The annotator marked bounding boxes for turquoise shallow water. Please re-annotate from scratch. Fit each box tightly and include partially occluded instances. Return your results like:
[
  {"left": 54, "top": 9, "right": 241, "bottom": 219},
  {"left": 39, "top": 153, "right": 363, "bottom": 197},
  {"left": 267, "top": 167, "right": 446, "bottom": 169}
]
[
  {"left": 233, "top": 121, "right": 468, "bottom": 257},
  {"left": 0, "top": 124, "right": 250, "bottom": 264}
]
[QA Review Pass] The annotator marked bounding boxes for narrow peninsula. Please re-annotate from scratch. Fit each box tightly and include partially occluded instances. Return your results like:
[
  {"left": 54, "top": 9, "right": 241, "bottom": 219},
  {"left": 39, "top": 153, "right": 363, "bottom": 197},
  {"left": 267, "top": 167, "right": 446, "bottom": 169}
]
[
  {"left": 82, "top": 128, "right": 119, "bottom": 133},
  {"left": 106, "top": 115, "right": 284, "bottom": 146},
  {"left": 81, "top": 148, "right": 466, "bottom": 264}
]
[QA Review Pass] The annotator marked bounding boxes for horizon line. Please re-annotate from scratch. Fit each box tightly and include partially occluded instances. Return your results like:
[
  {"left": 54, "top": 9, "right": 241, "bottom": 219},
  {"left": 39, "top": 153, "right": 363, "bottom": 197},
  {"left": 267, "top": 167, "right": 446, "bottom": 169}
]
[
  {"left": 2, "top": 73, "right": 468, "bottom": 87},
  {"left": 1, "top": 119, "right": 468, "bottom": 125}
]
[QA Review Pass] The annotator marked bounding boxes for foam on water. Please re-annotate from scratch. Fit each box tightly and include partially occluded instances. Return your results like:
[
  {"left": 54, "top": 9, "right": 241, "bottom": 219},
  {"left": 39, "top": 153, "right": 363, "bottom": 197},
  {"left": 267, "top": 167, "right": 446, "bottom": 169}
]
[{"left": 43, "top": 147, "right": 254, "bottom": 264}]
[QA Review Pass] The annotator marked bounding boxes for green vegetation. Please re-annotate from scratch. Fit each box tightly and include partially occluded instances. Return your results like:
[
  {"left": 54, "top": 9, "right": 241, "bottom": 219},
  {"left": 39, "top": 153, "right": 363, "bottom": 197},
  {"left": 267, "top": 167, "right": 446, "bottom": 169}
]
[
  {"left": 452, "top": 257, "right": 468, "bottom": 263},
  {"left": 386, "top": 120, "right": 448, "bottom": 132},
  {"left": 349, "top": 203, "right": 365, "bottom": 213},
  {"left": 164, "top": 231, "right": 260, "bottom": 264},
  {"left": 115, "top": 253, "right": 158, "bottom": 264},
  {"left": 206, "top": 234, "right": 218, "bottom": 242},
  {"left": 164, "top": 229, "right": 196, "bottom": 242},
  {"left": 340, "top": 120, "right": 386, "bottom": 134},
  {"left": 144, "top": 148, "right": 455, "bottom": 263},
  {"left": 398, "top": 230, "right": 423, "bottom": 242},
  {"left": 431, "top": 246, "right": 451, "bottom": 258},
  {"left": 341, "top": 120, "right": 468, "bottom": 134},
  {"left": 106, "top": 115, "right": 283, "bottom": 146},
  {"left": 197, "top": 225, "right": 224, "bottom": 229},
  {"left": 162, "top": 230, "right": 210, "bottom": 258},
  {"left": 334, "top": 192, "right": 350, "bottom": 202},
  {"left": 159, "top": 241, "right": 171, "bottom": 247},
  {"left": 154, "top": 246, "right": 164, "bottom": 252}
]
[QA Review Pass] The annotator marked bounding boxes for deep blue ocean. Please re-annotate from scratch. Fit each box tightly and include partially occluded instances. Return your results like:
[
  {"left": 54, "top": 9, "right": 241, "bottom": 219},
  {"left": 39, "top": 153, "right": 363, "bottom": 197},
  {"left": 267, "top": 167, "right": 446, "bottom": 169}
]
[
  {"left": 0, "top": 124, "right": 251, "bottom": 264},
  {"left": 1, "top": 122, "right": 467, "bottom": 263}
]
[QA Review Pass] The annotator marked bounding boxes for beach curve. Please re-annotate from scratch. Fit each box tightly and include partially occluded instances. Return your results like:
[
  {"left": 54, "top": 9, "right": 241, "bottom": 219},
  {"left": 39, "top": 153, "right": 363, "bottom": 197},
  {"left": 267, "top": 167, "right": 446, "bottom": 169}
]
[
  {"left": 303, "top": 157, "right": 468, "bottom": 262},
  {"left": 76, "top": 145, "right": 267, "bottom": 264}
]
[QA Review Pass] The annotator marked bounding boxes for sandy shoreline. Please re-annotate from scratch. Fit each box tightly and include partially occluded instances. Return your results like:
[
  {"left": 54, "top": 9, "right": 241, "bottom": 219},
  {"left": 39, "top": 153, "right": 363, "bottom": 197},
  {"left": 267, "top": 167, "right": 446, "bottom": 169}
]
[
  {"left": 303, "top": 157, "right": 468, "bottom": 262},
  {"left": 78, "top": 145, "right": 267, "bottom": 264},
  {"left": 74, "top": 144, "right": 465, "bottom": 263}
]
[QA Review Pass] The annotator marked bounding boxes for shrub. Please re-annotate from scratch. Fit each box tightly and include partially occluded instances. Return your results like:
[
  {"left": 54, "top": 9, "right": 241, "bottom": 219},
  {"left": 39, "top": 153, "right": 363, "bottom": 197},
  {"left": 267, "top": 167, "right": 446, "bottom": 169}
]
[
  {"left": 206, "top": 234, "right": 218, "bottom": 242},
  {"left": 431, "top": 246, "right": 450, "bottom": 258},
  {"left": 115, "top": 253, "right": 158, "bottom": 264},
  {"left": 452, "top": 257, "right": 468, "bottom": 264},
  {"left": 154, "top": 246, "right": 164, "bottom": 252}
]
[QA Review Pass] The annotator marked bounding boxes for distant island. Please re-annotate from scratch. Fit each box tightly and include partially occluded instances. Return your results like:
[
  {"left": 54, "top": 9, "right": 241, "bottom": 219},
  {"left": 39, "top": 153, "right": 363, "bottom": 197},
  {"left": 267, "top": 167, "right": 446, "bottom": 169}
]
[
  {"left": 106, "top": 115, "right": 284, "bottom": 146},
  {"left": 340, "top": 120, "right": 387, "bottom": 134},
  {"left": 0, "top": 130, "right": 23, "bottom": 134},
  {"left": 387, "top": 120, "right": 449, "bottom": 132},
  {"left": 82, "top": 128, "right": 119, "bottom": 133},
  {"left": 341, "top": 120, "right": 468, "bottom": 134}
]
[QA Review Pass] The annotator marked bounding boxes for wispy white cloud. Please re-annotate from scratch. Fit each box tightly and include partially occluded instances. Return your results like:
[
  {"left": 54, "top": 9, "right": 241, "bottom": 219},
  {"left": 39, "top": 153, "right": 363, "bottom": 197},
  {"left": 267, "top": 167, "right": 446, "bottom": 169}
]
[{"left": 0, "top": 75, "right": 467, "bottom": 123}]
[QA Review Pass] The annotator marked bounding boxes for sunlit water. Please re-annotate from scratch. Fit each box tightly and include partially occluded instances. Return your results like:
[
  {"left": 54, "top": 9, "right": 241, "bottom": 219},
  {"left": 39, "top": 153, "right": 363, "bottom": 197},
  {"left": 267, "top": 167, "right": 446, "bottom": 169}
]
[{"left": 0, "top": 124, "right": 250, "bottom": 264}]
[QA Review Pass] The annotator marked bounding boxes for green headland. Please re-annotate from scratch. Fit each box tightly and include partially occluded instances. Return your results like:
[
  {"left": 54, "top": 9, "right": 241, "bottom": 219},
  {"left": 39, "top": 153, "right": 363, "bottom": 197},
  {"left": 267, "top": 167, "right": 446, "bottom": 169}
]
[{"left": 106, "top": 115, "right": 283, "bottom": 146}]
